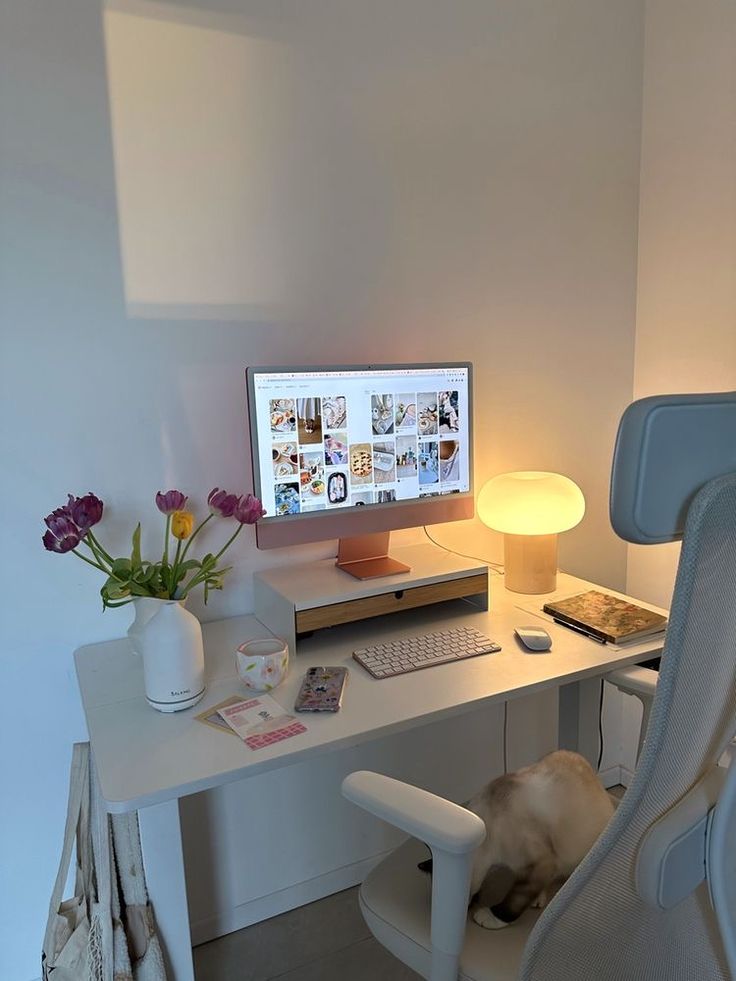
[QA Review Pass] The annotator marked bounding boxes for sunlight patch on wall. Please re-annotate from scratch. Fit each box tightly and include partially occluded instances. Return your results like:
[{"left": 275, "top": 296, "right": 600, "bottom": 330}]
[{"left": 104, "top": 1, "right": 295, "bottom": 320}]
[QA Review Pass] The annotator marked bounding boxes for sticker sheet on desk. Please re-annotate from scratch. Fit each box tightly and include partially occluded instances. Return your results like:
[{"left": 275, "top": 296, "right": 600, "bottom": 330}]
[{"left": 218, "top": 694, "right": 308, "bottom": 750}]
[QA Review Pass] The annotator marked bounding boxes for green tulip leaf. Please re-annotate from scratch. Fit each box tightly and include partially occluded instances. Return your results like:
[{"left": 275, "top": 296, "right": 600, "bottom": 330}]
[
  {"left": 128, "top": 582, "right": 152, "bottom": 597},
  {"left": 177, "top": 560, "right": 201, "bottom": 575},
  {"left": 102, "top": 589, "right": 133, "bottom": 608},
  {"left": 111, "top": 557, "right": 132, "bottom": 577},
  {"left": 131, "top": 523, "right": 142, "bottom": 570},
  {"left": 103, "top": 576, "right": 130, "bottom": 599}
]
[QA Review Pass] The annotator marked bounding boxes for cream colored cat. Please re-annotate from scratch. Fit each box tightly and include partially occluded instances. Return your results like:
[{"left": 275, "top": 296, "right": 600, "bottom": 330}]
[
  {"left": 420, "top": 750, "right": 614, "bottom": 929},
  {"left": 468, "top": 750, "right": 613, "bottom": 928}
]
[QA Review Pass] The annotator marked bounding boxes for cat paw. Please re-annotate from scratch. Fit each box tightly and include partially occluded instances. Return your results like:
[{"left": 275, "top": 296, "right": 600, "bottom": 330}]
[
  {"left": 531, "top": 894, "right": 547, "bottom": 909},
  {"left": 472, "top": 907, "right": 508, "bottom": 930}
]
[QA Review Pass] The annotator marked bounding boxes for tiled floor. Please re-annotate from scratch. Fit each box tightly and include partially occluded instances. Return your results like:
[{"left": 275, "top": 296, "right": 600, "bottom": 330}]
[
  {"left": 193, "top": 886, "right": 420, "bottom": 981},
  {"left": 194, "top": 786, "right": 627, "bottom": 980}
]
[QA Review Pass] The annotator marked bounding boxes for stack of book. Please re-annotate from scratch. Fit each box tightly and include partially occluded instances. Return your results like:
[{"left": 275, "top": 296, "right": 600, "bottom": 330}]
[{"left": 543, "top": 590, "right": 668, "bottom": 645}]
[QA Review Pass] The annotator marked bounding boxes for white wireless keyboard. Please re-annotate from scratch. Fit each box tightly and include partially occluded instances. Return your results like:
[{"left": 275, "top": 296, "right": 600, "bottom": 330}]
[{"left": 352, "top": 626, "right": 501, "bottom": 679}]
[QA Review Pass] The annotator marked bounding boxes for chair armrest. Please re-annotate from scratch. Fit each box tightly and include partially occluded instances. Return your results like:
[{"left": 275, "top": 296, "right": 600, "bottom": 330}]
[
  {"left": 607, "top": 665, "right": 659, "bottom": 764},
  {"left": 343, "top": 770, "right": 486, "bottom": 979},
  {"left": 342, "top": 771, "right": 486, "bottom": 854},
  {"left": 606, "top": 665, "right": 658, "bottom": 698}
]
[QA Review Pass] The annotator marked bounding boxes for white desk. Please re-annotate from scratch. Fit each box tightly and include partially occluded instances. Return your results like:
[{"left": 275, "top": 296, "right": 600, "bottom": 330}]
[{"left": 75, "top": 570, "right": 666, "bottom": 980}]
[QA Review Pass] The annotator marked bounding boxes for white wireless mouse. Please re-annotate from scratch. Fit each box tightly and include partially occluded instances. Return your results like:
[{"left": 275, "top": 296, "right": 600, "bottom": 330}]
[{"left": 514, "top": 626, "right": 552, "bottom": 652}]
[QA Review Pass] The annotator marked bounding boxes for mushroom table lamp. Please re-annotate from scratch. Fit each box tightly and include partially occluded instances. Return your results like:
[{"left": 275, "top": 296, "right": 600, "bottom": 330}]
[{"left": 477, "top": 471, "right": 585, "bottom": 594}]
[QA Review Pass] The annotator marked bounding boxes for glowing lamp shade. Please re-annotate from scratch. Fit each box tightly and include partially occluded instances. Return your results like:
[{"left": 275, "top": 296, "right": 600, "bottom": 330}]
[{"left": 477, "top": 472, "right": 585, "bottom": 593}]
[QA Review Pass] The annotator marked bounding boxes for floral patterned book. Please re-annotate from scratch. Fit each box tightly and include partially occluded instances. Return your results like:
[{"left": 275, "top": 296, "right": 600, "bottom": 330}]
[{"left": 543, "top": 590, "right": 667, "bottom": 644}]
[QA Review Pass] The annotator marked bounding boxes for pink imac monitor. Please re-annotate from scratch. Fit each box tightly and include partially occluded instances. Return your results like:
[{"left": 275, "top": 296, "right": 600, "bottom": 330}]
[{"left": 246, "top": 363, "right": 474, "bottom": 579}]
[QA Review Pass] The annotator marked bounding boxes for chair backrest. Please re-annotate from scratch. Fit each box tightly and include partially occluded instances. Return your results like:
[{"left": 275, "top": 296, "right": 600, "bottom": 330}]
[
  {"left": 519, "top": 391, "right": 736, "bottom": 981},
  {"left": 609, "top": 390, "right": 736, "bottom": 543}
]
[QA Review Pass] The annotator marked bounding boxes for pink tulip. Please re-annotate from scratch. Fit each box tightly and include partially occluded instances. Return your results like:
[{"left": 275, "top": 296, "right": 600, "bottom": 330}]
[
  {"left": 43, "top": 514, "right": 81, "bottom": 553},
  {"left": 207, "top": 487, "right": 240, "bottom": 518},
  {"left": 234, "top": 494, "right": 266, "bottom": 525},
  {"left": 69, "top": 493, "right": 104, "bottom": 533},
  {"left": 156, "top": 489, "right": 188, "bottom": 515}
]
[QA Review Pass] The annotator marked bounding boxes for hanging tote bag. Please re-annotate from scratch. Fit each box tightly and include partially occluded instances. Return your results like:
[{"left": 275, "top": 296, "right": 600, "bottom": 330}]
[
  {"left": 88, "top": 753, "right": 166, "bottom": 981},
  {"left": 111, "top": 812, "right": 167, "bottom": 981},
  {"left": 88, "top": 756, "right": 124, "bottom": 981},
  {"left": 43, "top": 744, "right": 167, "bottom": 981},
  {"left": 42, "top": 743, "right": 95, "bottom": 981}
]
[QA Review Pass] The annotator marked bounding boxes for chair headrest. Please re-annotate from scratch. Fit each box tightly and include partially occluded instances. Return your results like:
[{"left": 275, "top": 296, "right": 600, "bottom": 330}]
[{"left": 610, "top": 391, "right": 736, "bottom": 544}]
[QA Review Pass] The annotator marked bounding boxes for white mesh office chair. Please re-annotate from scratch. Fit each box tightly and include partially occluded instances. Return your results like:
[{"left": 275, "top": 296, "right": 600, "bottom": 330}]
[{"left": 342, "top": 391, "right": 736, "bottom": 981}]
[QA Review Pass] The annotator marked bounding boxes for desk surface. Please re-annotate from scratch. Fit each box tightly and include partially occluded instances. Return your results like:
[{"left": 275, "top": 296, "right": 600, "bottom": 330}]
[{"left": 75, "top": 572, "right": 666, "bottom": 812}]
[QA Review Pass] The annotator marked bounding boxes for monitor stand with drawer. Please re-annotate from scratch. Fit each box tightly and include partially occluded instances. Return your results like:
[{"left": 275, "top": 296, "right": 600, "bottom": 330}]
[{"left": 253, "top": 542, "right": 489, "bottom": 654}]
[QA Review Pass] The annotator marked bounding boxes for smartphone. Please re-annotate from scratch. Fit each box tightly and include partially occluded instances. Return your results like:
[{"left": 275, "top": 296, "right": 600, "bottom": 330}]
[{"left": 294, "top": 666, "right": 348, "bottom": 712}]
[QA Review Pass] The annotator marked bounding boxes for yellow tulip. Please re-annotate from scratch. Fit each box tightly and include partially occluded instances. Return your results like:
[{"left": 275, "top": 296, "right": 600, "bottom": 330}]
[{"left": 171, "top": 510, "right": 194, "bottom": 540}]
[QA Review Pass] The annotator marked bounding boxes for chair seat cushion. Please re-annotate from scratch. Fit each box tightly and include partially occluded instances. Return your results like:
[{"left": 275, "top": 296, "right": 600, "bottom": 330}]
[{"left": 360, "top": 838, "right": 541, "bottom": 981}]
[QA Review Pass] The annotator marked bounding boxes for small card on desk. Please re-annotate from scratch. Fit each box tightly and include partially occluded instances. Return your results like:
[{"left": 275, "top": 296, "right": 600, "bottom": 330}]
[
  {"left": 216, "top": 694, "right": 308, "bottom": 751},
  {"left": 195, "top": 695, "right": 244, "bottom": 736}
]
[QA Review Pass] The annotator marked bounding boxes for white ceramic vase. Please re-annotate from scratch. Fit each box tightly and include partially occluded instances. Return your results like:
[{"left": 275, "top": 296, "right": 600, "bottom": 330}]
[
  {"left": 135, "top": 599, "right": 206, "bottom": 712},
  {"left": 127, "top": 597, "right": 165, "bottom": 656}
]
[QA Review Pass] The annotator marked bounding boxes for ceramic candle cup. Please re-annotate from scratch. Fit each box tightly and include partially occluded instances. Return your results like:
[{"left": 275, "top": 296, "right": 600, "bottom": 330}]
[{"left": 235, "top": 637, "right": 289, "bottom": 693}]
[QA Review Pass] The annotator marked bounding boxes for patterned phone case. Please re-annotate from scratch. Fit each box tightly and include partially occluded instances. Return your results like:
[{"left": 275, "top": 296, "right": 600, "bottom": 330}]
[{"left": 294, "top": 666, "right": 348, "bottom": 712}]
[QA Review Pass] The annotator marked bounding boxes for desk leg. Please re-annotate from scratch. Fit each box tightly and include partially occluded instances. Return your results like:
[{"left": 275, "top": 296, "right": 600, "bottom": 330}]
[
  {"left": 558, "top": 678, "right": 602, "bottom": 767},
  {"left": 138, "top": 799, "right": 195, "bottom": 981}
]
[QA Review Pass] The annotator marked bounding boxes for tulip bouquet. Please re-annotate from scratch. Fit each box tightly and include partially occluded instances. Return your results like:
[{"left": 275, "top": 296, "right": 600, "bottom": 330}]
[{"left": 42, "top": 488, "right": 266, "bottom": 607}]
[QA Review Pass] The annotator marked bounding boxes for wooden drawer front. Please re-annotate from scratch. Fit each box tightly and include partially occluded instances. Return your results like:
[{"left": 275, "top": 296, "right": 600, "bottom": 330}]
[{"left": 295, "top": 573, "right": 488, "bottom": 634}]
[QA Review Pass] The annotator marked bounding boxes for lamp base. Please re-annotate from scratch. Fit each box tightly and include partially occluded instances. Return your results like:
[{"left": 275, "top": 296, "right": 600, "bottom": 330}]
[{"left": 503, "top": 533, "right": 558, "bottom": 593}]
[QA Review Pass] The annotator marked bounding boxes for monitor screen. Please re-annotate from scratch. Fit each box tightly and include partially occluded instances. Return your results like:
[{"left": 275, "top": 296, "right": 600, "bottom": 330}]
[{"left": 246, "top": 363, "right": 473, "bottom": 549}]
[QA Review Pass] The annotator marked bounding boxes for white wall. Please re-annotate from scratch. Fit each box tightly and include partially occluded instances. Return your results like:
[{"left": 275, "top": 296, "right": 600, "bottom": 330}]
[
  {"left": 0, "top": 2, "right": 644, "bottom": 977},
  {"left": 618, "top": 0, "right": 736, "bottom": 776},
  {"left": 628, "top": 0, "right": 736, "bottom": 608}
]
